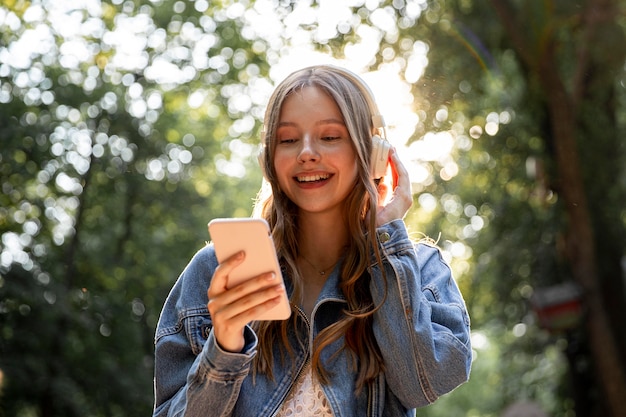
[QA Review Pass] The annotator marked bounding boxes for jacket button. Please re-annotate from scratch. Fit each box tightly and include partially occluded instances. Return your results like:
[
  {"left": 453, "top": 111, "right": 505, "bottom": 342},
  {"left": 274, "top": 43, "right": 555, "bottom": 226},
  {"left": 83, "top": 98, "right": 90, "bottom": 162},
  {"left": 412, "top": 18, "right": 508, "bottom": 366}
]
[{"left": 379, "top": 232, "right": 390, "bottom": 243}]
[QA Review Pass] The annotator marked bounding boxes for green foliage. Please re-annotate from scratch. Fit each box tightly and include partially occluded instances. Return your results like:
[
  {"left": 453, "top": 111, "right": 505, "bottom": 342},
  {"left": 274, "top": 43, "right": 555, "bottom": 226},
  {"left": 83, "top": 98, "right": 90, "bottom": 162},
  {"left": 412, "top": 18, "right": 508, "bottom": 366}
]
[
  {"left": 1, "top": 0, "right": 625, "bottom": 416},
  {"left": 387, "top": 0, "right": 626, "bottom": 415},
  {"left": 1, "top": 1, "right": 268, "bottom": 415}
]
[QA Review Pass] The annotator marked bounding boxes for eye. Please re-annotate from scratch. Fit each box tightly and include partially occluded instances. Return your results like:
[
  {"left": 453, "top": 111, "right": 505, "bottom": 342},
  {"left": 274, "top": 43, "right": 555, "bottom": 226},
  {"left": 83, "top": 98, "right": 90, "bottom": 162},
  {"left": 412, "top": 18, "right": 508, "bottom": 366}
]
[
  {"left": 319, "top": 125, "right": 347, "bottom": 141},
  {"left": 276, "top": 127, "right": 299, "bottom": 144},
  {"left": 278, "top": 137, "right": 297, "bottom": 144}
]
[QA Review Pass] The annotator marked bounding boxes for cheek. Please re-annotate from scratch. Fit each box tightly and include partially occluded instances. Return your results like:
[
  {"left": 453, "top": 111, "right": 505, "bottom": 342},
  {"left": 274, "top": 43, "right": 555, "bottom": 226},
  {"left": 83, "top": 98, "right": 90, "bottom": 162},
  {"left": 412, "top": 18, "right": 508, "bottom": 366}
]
[
  {"left": 344, "top": 153, "right": 360, "bottom": 181},
  {"left": 272, "top": 153, "right": 291, "bottom": 184},
  {"left": 349, "top": 163, "right": 360, "bottom": 184}
]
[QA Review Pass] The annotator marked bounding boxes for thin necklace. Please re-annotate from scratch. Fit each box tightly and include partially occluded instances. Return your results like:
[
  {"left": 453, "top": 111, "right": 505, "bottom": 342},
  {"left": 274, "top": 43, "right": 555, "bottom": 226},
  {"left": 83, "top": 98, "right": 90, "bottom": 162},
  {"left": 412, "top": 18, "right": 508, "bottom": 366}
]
[{"left": 299, "top": 255, "right": 339, "bottom": 276}]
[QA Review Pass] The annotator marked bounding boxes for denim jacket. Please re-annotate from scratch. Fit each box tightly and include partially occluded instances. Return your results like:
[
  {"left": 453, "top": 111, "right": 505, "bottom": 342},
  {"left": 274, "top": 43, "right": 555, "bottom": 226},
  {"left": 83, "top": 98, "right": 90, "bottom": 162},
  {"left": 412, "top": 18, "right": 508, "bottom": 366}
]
[{"left": 153, "top": 220, "right": 472, "bottom": 417}]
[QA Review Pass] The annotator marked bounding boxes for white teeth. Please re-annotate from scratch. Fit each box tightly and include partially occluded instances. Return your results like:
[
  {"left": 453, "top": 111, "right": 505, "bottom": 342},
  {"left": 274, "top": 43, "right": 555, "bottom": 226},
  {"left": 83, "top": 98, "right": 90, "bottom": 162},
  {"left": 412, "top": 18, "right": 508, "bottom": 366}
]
[{"left": 297, "top": 174, "right": 330, "bottom": 182}]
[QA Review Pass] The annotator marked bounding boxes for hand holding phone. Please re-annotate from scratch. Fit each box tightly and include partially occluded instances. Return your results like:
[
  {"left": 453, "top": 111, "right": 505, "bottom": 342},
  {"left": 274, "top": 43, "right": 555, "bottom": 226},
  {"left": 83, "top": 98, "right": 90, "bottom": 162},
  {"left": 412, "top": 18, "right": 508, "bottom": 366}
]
[{"left": 208, "top": 218, "right": 291, "bottom": 321}]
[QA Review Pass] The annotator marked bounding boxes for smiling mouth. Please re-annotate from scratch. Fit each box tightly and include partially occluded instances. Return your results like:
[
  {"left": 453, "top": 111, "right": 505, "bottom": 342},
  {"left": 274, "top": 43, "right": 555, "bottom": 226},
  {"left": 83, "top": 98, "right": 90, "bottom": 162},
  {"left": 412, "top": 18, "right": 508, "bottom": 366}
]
[{"left": 296, "top": 174, "right": 331, "bottom": 183}]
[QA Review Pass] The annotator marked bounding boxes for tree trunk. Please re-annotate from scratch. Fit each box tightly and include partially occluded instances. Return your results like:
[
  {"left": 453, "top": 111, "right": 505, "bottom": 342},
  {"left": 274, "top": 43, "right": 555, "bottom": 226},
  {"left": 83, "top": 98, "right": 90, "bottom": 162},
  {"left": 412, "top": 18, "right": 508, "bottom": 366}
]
[
  {"left": 490, "top": 0, "right": 626, "bottom": 415},
  {"left": 539, "top": 57, "right": 626, "bottom": 417}
]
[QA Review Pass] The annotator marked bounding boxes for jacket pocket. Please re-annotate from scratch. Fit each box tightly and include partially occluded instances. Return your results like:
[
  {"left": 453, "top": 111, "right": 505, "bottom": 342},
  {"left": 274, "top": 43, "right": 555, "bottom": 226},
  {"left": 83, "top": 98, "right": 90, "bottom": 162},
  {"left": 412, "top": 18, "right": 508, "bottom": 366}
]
[{"left": 182, "top": 309, "right": 213, "bottom": 355}]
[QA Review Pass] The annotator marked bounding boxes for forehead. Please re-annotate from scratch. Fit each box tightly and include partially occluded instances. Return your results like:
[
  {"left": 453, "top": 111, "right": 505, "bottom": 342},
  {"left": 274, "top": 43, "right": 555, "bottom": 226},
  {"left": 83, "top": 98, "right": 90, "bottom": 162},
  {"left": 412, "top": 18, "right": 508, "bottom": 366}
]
[{"left": 278, "top": 85, "right": 344, "bottom": 123}]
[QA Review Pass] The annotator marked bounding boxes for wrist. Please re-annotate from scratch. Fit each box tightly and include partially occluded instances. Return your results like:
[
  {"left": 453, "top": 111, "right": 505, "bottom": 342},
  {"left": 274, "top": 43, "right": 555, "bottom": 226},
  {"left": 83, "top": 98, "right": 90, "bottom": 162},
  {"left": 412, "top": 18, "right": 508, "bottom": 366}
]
[{"left": 215, "top": 329, "right": 245, "bottom": 353}]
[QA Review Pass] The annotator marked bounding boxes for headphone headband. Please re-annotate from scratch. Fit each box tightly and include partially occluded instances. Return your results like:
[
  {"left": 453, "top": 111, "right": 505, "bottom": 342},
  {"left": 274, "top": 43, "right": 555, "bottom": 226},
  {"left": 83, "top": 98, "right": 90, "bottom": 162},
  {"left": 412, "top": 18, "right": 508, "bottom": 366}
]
[
  {"left": 261, "top": 65, "right": 386, "bottom": 141},
  {"left": 319, "top": 65, "right": 386, "bottom": 131}
]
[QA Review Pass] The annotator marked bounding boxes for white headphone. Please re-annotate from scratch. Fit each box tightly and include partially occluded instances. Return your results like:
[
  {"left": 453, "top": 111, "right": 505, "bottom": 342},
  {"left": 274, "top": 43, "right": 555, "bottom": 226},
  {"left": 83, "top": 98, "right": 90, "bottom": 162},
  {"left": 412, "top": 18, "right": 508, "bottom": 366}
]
[
  {"left": 370, "top": 126, "right": 392, "bottom": 180},
  {"left": 259, "top": 66, "right": 391, "bottom": 180}
]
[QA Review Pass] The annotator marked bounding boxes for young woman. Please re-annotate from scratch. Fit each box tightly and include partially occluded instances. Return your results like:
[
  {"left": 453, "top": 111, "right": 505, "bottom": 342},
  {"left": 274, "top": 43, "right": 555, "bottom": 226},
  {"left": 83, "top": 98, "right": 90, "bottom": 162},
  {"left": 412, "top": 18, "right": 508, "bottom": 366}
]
[{"left": 153, "top": 65, "right": 472, "bottom": 417}]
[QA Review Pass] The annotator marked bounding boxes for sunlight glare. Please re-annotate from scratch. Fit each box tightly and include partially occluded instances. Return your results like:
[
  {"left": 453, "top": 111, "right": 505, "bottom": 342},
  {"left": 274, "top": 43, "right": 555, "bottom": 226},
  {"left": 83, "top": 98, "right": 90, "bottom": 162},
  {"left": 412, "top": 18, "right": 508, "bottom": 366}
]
[
  {"left": 471, "top": 331, "right": 489, "bottom": 350},
  {"left": 6, "top": 0, "right": 454, "bottom": 186}
]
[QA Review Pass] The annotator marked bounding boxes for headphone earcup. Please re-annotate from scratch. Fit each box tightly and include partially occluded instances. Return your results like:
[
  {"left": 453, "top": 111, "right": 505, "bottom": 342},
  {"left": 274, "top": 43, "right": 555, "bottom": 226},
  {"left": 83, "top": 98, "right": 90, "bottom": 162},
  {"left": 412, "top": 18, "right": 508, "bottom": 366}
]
[{"left": 370, "top": 135, "right": 391, "bottom": 179}]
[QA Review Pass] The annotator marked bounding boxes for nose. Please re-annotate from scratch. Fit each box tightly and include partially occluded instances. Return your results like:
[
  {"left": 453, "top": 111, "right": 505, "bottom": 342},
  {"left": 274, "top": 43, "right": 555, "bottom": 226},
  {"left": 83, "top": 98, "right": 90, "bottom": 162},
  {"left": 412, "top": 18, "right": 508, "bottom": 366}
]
[{"left": 297, "top": 136, "right": 319, "bottom": 163}]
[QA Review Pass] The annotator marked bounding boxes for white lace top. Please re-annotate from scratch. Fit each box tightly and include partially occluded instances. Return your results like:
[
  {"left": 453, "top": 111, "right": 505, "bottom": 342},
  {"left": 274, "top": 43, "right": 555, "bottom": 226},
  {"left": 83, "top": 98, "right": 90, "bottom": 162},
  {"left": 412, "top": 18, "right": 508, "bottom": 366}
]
[{"left": 275, "top": 363, "right": 334, "bottom": 416}]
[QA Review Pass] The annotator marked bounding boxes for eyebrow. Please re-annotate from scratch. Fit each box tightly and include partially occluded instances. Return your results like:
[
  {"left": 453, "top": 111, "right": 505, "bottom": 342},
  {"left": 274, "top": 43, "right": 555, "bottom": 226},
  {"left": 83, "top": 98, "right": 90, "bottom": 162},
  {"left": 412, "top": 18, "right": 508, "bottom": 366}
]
[{"left": 278, "top": 118, "right": 346, "bottom": 127}]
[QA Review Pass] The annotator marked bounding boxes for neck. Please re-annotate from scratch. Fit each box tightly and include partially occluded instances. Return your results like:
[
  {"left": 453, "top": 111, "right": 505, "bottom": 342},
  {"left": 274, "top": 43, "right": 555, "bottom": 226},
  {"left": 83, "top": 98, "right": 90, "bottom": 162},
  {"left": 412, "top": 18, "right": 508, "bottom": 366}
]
[{"left": 297, "top": 212, "right": 349, "bottom": 267}]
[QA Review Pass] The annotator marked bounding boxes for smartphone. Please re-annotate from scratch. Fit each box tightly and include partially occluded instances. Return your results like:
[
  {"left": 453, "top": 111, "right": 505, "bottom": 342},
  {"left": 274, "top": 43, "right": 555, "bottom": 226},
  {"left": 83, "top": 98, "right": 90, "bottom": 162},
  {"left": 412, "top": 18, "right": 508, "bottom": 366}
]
[{"left": 208, "top": 218, "right": 291, "bottom": 321}]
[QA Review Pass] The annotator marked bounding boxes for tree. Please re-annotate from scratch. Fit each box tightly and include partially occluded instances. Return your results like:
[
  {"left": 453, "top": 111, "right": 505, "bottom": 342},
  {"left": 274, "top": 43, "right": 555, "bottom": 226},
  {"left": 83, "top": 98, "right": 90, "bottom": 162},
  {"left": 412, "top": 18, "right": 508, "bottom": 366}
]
[
  {"left": 315, "top": 0, "right": 626, "bottom": 414},
  {"left": 364, "top": 0, "right": 626, "bottom": 415},
  {"left": 489, "top": 1, "right": 626, "bottom": 413},
  {"left": 1, "top": 0, "right": 625, "bottom": 416},
  {"left": 1, "top": 1, "right": 270, "bottom": 415}
]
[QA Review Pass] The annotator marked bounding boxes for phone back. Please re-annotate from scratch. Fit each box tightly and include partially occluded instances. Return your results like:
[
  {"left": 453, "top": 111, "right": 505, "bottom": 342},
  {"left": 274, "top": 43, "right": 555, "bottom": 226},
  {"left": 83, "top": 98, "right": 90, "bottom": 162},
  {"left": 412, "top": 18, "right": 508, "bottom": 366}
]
[{"left": 208, "top": 218, "right": 290, "bottom": 320}]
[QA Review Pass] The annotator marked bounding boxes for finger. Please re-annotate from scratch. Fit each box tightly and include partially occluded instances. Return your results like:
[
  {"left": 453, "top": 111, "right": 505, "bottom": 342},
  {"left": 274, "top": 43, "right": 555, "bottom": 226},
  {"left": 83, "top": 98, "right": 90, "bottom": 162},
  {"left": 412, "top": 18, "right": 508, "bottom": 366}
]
[
  {"left": 211, "top": 271, "right": 279, "bottom": 308},
  {"left": 209, "top": 282, "right": 285, "bottom": 330},
  {"left": 389, "top": 151, "right": 411, "bottom": 200},
  {"left": 390, "top": 148, "right": 409, "bottom": 187},
  {"left": 214, "top": 282, "right": 285, "bottom": 321},
  {"left": 208, "top": 251, "right": 245, "bottom": 298},
  {"left": 388, "top": 147, "right": 400, "bottom": 189},
  {"left": 231, "top": 289, "right": 285, "bottom": 323},
  {"left": 378, "top": 149, "right": 406, "bottom": 205},
  {"left": 375, "top": 150, "right": 413, "bottom": 226},
  {"left": 211, "top": 287, "right": 285, "bottom": 352}
]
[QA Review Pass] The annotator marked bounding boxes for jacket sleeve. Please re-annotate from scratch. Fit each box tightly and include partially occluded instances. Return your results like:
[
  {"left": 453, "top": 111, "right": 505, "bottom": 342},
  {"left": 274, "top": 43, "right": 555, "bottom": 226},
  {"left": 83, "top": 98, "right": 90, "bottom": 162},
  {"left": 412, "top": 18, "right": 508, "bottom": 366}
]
[
  {"left": 153, "top": 246, "right": 258, "bottom": 417},
  {"left": 369, "top": 220, "right": 472, "bottom": 408}
]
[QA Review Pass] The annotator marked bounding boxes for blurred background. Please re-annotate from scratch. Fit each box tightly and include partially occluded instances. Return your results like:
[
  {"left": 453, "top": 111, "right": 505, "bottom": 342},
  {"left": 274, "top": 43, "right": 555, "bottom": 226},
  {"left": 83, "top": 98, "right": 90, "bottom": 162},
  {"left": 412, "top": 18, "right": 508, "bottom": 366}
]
[{"left": 1, "top": 0, "right": 625, "bottom": 416}]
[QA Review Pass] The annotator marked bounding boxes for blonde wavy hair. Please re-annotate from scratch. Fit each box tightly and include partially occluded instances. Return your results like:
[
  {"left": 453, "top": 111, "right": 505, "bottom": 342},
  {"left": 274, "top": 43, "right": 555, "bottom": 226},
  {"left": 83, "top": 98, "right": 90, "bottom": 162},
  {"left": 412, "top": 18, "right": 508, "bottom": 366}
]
[{"left": 252, "top": 65, "right": 388, "bottom": 391}]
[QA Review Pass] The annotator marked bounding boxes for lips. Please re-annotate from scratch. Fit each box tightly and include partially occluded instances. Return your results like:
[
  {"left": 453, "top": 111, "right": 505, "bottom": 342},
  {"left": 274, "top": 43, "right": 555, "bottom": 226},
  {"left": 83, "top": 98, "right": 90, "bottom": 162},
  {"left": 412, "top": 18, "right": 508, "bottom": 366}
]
[{"left": 296, "top": 173, "right": 331, "bottom": 183}]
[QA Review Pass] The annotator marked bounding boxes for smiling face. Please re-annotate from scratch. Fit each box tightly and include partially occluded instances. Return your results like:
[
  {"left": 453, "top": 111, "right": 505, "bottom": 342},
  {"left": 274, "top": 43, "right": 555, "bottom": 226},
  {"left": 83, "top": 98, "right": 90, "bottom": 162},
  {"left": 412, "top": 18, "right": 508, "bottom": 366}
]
[{"left": 273, "top": 85, "right": 359, "bottom": 217}]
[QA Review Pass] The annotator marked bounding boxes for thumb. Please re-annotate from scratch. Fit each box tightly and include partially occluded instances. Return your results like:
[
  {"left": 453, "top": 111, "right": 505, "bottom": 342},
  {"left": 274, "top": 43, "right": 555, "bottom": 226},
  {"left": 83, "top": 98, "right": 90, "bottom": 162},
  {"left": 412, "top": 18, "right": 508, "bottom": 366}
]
[{"left": 208, "top": 251, "right": 244, "bottom": 298}]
